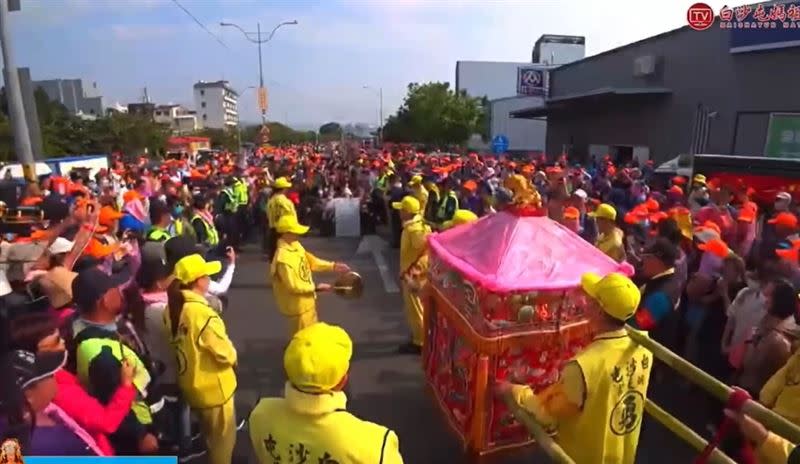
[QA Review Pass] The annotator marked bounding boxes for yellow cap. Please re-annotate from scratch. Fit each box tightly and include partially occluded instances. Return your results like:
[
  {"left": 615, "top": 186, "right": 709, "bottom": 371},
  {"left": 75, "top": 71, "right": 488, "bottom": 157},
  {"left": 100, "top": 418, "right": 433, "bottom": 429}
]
[
  {"left": 442, "top": 209, "right": 478, "bottom": 230},
  {"left": 581, "top": 272, "right": 641, "bottom": 321},
  {"left": 174, "top": 254, "right": 222, "bottom": 285},
  {"left": 391, "top": 196, "right": 421, "bottom": 214},
  {"left": 693, "top": 174, "right": 706, "bottom": 185},
  {"left": 275, "top": 215, "right": 309, "bottom": 235},
  {"left": 284, "top": 322, "right": 353, "bottom": 393},
  {"left": 408, "top": 175, "right": 423, "bottom": 186},
  {"left": 588, "top": 203, "right": 617, "bottom": 221},
  {"left": 273, "top": 177, "right": 292, "bottom": 189}
]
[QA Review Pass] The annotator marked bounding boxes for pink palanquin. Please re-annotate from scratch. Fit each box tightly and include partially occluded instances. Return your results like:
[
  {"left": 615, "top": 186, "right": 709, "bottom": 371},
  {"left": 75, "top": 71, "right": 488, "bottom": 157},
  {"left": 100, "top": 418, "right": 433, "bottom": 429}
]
[{"left": 422, "top": 211, "right": 633, "bottom": 455}]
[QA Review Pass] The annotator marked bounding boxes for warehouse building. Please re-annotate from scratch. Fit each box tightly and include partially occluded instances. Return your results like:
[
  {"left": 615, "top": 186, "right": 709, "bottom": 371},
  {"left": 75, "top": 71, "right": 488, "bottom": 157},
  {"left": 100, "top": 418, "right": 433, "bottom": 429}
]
[{"left": 511, "top": 22, "right": 800, "bottom": 164}]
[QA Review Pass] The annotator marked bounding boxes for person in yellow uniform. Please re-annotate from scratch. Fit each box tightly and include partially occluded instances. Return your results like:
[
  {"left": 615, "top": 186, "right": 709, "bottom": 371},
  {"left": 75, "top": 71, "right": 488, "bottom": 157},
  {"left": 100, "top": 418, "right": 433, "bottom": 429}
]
[
  {"left": 498, "top": 272, "right": 652, "bottom": 464},
  {"left": 271, "top": 215, "right": 350, "bottom": 336},
  {"left": 441, "top": 209, "right": 478, "bottom": 230},
  {"left": 392, "top": 196, "right": 431, "bottom": 355},
  {"left": 408, "top": 174, "right": 429, "bottom": 213},
  {"left": 726, "top": 408, "right": 799, "bottom": 463},
  {"left": 265, "top": 176, "right": 297, "bottom": 261},
  {"left": 249, "top": 322, "right": 404, "bottom": 464},
  {"left": 166, "top": 254, "right": 238, "bottom": 464},
  {"left": 590, "top": 203, "right": 627, "bottom": 262}
]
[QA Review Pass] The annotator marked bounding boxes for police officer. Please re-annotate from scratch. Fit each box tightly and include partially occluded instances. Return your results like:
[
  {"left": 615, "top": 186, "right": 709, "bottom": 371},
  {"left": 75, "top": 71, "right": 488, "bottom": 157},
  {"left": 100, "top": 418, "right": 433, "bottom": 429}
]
[
  {"left": 191, "top": 195, "right": 221, "bottom": 253},
  {"left": 146, "top": 200, "right": 174, "bottom": 242},
  {"left": 498, "top": 272, "right": 652, "bottom": 464},
  {"left": 249, "top": 323, "right": 404, "bottom": 464},
  {"left": 233, "top": 170, "right": 249, "bottom": 243},
  {"left": 434, "top": 177, "right": 459, "bottom": 228},
  {"left": 219, "top": 177, "right": 239, "bottom": 250}
]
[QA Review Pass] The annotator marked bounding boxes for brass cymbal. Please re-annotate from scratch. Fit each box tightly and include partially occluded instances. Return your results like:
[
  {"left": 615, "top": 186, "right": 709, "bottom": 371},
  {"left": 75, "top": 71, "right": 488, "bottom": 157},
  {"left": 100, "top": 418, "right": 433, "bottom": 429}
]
[{"left": 333, "top": 271, "right": 363, "bottom": 299}]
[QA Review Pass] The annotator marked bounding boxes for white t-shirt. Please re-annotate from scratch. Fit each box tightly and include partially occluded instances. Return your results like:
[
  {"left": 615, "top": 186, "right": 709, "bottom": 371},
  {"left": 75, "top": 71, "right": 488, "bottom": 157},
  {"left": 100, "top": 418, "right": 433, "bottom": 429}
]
[{"left": 727, "top": 285, "right": 767, "bottom": 348}]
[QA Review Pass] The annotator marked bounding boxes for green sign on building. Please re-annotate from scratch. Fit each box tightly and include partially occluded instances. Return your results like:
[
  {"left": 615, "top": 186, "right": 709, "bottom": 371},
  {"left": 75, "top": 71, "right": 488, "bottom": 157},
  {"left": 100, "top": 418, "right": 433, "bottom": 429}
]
[{"left": 764, "top": 113, "right": 800, "bottom": 158}]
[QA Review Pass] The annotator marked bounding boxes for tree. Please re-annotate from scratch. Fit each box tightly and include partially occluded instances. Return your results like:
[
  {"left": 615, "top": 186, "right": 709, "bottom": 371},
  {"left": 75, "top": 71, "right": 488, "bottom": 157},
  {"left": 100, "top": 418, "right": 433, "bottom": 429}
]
[
  {"left": 318, "top": 122, "right": 342, "bottom": 136},
  {"left": 382, "top": 82, "right": 485, "bottom": 147},
  {"left": 196, "top": 127, "right": 239, "bottom": 152}
]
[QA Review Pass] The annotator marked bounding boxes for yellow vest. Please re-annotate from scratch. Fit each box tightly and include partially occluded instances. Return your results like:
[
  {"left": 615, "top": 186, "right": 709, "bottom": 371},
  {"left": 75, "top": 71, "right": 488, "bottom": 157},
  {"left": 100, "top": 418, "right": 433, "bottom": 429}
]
[
  {"left": 267, "top": 193, "right": 297, "bottom": 228},
  {"left": 399, "top": 215, "right": 431, "bottom": 275},
  {"left": 596, "top": 227, "right": 626, "bottom": 262},
  {"left": 761, "top": 348, "right": 800, "bottom": 425},
  {"left": 411, "top": 185, "right": 429, "bottom": 214},
  {"left": 557, "top": 329, "right": 652, "bottom": 464},
  {"left": 165, "top": 290, "right": 237, "bottom": 409},
  {"left": 249, "top": 383, "right": 404, "bottom": 464},
  {"left": 270, "top": 239, "right": 334, "bottom": 316}
]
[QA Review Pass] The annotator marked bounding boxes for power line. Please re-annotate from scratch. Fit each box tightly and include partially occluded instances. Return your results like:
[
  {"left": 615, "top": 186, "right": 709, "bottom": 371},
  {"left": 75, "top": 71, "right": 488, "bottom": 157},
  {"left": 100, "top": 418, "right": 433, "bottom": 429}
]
[{"left": 170, "top": 0, "right": 229, "bottom": 49}]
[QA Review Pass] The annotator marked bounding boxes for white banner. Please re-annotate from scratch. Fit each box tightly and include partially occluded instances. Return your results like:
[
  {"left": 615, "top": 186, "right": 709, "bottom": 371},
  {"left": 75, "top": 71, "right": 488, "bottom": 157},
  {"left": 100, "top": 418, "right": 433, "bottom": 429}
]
[{"left": 334, "top": 198, "right": 361, "bottom": 237}]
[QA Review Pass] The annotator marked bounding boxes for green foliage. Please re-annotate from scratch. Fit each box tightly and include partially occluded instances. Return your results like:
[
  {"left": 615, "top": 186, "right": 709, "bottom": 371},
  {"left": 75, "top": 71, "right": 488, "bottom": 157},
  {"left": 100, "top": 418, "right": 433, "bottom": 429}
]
[
  {"left": 382, "top": 82, "right": 486, "bottom": 146},
  {"left": 240, "top": 122, "right": 316, "bottom": 145},
  {"left": 195, "top": 127, "right": 239, "bottom": 152},
  {"left": 0, "top": 87, "right": 169, "bottom": 160},
  {"left": 318, "top": 122, "right": 342, "bottom": 135}
]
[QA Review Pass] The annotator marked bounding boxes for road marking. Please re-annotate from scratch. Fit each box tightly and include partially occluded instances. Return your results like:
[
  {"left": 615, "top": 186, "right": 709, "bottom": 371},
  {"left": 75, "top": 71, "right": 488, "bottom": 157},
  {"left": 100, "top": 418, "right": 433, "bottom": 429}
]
[{"left": 357, "top": 235, "right": 399, "bottom": 294}]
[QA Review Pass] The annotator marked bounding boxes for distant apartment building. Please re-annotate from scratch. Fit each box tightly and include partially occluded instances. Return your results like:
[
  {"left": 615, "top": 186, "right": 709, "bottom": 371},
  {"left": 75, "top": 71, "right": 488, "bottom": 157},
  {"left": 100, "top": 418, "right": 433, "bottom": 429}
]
[
  {"left": 127, "top": 102, "right": 156, "bottom": 117},
  {"left": 34, "top": 78, "right": 104, "bottom": 116},
  {"left": 193, "top": 80, "right": 238, "bottom": 130},
  {"left": 154, "top": 104, "right": 198, "bottom": 134}
]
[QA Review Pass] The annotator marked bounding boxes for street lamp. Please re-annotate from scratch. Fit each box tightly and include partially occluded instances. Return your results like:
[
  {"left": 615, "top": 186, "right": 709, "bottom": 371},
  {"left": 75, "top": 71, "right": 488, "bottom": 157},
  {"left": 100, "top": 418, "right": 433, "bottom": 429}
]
[
  {"left": 220, "top": 20, "right": 297, "bottom": 125},
  {"left": 363, "top": 85, "right": 383, "bottom": 145}
]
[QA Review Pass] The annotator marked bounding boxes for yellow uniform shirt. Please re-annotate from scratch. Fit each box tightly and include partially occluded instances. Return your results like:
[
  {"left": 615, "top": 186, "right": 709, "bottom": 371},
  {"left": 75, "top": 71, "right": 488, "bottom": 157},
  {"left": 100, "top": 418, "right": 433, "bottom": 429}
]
[
  {"left": 399, "top": 215, "right": 431, "bottom": 276},
  {"left": 267, "top": 193, "right": 297, "bottom": 228},
  {"left": 250, "top": 383, "right": 404, "bottom": 464},
  {"left": 165, "top": 290, "right": 237, "bottom": 409},
  {"left": 410, "top": 185, "right": 429, "bottom": 215},
  {"left": 596, "top": 227, "right": 626, "bottom": 262},
  {"left": 514, "top": 329, "right": 653, "bottom": 464},
  {"left": 761, "top": 349, "right": 800, "bottom": 426},
  {"left": 757, "top": 432, "right": 796, "bottom": 463},
  {"left": 270, "top": 239, "right": 334, "bottom": 317}
]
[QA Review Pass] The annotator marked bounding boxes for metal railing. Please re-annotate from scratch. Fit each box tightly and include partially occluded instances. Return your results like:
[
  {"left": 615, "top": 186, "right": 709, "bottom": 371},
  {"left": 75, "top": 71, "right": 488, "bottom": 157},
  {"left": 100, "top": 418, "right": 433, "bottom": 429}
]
[{"left": 502, "top": 325, "right": 800, "bottom": 463}]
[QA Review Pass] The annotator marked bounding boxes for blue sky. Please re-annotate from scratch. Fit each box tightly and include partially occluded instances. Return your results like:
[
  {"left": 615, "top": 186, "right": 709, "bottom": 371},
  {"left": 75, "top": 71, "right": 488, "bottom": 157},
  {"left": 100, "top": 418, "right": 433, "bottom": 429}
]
[{"left": 9, "top": 0, "right": 706, "bottom": 129}]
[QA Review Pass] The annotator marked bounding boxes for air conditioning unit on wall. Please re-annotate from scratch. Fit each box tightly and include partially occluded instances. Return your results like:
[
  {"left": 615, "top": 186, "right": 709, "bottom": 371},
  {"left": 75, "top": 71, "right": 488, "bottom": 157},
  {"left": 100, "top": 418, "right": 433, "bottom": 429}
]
[{"left": 633, "top": 55, "right": 656, "bottom": 77}]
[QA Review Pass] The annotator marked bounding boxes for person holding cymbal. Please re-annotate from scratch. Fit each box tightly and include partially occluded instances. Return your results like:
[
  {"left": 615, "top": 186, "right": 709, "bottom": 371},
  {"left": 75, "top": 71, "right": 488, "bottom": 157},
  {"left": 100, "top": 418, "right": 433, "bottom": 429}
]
[{"left": 270, "top": 215, "right": 351, "bottom": 336}]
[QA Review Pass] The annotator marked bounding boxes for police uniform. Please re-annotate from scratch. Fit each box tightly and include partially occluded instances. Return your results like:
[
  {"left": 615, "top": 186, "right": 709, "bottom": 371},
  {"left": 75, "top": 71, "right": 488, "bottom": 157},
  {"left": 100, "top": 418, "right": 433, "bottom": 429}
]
[
  {"left": 191, "top": 214, "right": 220, "bottom": 248},
  {"left": 270, "top": 215, "right": 336, "bottom": 336},
  {"left": 392, "top": 196, "right": 431, "bottom": 348},
  {"left": 435, "top": 190, "right": 459, "bottom": 225},
  {"left": 249, "top": 323, "right": 404, "bottom": 464},
  {"left": 166, "top": 254, "right": 238, "bottom": 464},
  {"left": 146, "top": 226, "right": 172, "bottom": 242},
  {"left": 510, "top": 272, "right": 651, "bottom": 464}
]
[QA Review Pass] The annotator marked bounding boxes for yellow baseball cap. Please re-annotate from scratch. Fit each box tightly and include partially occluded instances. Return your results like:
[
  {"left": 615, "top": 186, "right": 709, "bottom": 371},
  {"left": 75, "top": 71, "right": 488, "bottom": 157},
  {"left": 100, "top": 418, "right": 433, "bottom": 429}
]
[
  {"left": 588, "top": 203, "right": 617, "bottom": 221},
  {"left": 392, "top": 196, "right": 421, "bottom": 214},
  {"left": 581, "top": 272, "right": 641, "bottom": 321},
  {"left": 174, "top": 254, "right": 222, "bottom": 285},
  {"left": 275, "top": 215, "right": 309, "bottom": 235},
  {"left": 284, "top": 322, "right": 353, "bottom": 393},
  {"left": 408, "top": 175, "right": 423, "bottom": 186},
  {"left": 442, "top": 209, "right": 478, "bottom": 230},
  {"left": 273, "top": 177, "right": 292, "bottom": 189}
]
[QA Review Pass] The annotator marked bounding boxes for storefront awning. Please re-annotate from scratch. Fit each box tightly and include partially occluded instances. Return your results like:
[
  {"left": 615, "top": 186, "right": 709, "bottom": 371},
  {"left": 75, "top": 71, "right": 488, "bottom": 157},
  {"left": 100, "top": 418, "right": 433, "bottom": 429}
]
[{"left": 510, "top": 87, "right": 672, "bottom": 119}]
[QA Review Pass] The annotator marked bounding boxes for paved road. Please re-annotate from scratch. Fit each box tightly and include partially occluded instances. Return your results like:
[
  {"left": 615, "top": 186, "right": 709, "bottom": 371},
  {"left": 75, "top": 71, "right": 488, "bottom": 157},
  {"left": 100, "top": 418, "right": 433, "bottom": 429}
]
[{"left": 222, "top": 236, "right": 703, "bottom": 463}]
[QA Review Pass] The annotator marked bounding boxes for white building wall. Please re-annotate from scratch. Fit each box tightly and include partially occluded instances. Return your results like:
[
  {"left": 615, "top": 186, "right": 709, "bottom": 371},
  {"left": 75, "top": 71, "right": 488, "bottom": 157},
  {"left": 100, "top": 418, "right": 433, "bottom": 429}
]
[
  {"left": 491, "top": 96, "right": 547, "bottom": 153},
  {"left": 455, "top": 61, "right": 532, "bottom": 100},
  {"left": 193, "top": 84, "right": 238, "bottom": 130},
  {"left": 537, "top": 42, "right": 586, "bottom": 65}
]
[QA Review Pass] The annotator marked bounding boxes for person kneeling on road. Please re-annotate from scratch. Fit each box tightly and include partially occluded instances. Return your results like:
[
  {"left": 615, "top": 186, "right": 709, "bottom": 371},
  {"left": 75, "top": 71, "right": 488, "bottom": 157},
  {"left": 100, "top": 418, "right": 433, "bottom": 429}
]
[
  {"left": 249, "top": 322, "right": 404, "bottom": 464},
  {"left": 270, "top": 215, "right": 350, "bottom": 337}
]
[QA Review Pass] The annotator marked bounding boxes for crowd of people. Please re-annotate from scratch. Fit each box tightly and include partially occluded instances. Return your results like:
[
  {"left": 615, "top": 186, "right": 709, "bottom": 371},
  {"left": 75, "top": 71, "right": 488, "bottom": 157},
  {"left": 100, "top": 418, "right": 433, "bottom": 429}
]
[{"left": 0, "top": 144, "right": 798, "bottom": 463}]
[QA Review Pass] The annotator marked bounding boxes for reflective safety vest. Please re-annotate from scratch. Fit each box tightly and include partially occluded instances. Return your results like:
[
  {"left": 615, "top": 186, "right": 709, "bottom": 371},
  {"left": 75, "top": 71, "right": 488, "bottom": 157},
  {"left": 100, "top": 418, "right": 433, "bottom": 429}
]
[
  {"left": 192, "top": 214, "right": 219, "bottom": 246},
  {"left": 222, "top": 188, "right": 238, "bottom": 213},
  {"left": 147, "top": 227, "right": 172, "bottom": 242},
  {"left": 375, "top": 174, "right": 389, "bottom": 192},
  {"left": 435, "top": 191, "right": 459, "bottom": 222},
  {"left": 75, "top": 337, "right": 153, "bottom": 425},
  {"left": 234, "top": 178, "right": 249, "bottom": 206},
  {"left": 556, "top": 330, "right": 653, "bottom": 464},
  {"left": 167, "top": 218, "right": 184, "bottom": 237}
]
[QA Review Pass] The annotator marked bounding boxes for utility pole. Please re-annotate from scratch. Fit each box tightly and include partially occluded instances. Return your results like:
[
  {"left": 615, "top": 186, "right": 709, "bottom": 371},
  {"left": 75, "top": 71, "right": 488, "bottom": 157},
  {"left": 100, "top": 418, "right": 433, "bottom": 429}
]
[
  {"left": 378, "top": 87, "right": 384, "bottom": 145},
  {"left": 0, "top": 0, "right": 35, "bottom": 182},
  {"left": 257, "top": 22, "right": 264, "bottom": 125}
]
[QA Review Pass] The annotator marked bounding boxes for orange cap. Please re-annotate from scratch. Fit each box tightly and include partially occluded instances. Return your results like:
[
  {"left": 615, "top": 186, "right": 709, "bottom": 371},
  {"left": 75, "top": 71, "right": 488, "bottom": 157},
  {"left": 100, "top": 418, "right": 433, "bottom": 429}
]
[
  {"left": 644, "top": 198, "right": 660, "bottom": 212},
  {"left": 768, "top": 212, "right": 798, "bottom": 229},
  {"left": 99, "top": 206, "right": 124, "bottom": 227},
  {"left": 776, "top": 243, "right": 800, "bottom": 262},
  {"left": 85, "top": 238, "right": 120, "bottom": 259},
  {"left": 563, "top": 206, "right": 580, "bottom": 220},
  {"left": 738, "top": 202, "right": 758, "bottom": 223},
  {"left": 123, "top": 190, "right": 143, "bottom": 204},
  {"left": 668, "top": 185, "right": 684, "bottom": 195},
  {"left": 463, "top": 180, "right": 478, "bottom": 192},
  {"left": 697, "top": 239, "right": 731, "bottom": 258},
  {"left": 672, "top": 176, "right": 687, "bottom": 186}
]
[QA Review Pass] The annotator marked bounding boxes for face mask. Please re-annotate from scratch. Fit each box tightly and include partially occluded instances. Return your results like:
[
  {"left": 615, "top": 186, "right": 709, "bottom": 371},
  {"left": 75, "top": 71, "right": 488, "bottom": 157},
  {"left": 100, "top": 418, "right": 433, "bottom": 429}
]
[
  {"left": 775, "top": 200, "right": 789, "bottom": 212},
  {"left": 173, "top": 206, "right": 184, "bottom": 216}
]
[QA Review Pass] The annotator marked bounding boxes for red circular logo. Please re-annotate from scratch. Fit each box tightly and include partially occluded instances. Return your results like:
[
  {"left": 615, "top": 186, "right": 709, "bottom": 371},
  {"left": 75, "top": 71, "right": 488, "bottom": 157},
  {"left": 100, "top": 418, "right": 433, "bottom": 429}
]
[{"left": 687, "top": 2, "right": 715, "bottom": 30}]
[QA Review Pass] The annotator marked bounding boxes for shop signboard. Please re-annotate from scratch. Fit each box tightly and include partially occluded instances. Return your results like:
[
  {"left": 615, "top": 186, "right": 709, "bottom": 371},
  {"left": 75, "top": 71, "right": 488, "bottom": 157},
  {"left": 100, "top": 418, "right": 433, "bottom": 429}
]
[
  {"left": 517, "top": 67, "right": 546, "bottom": 97},
  {"left": 764, "top": 113, "right": 800, "bottom": 158}
]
